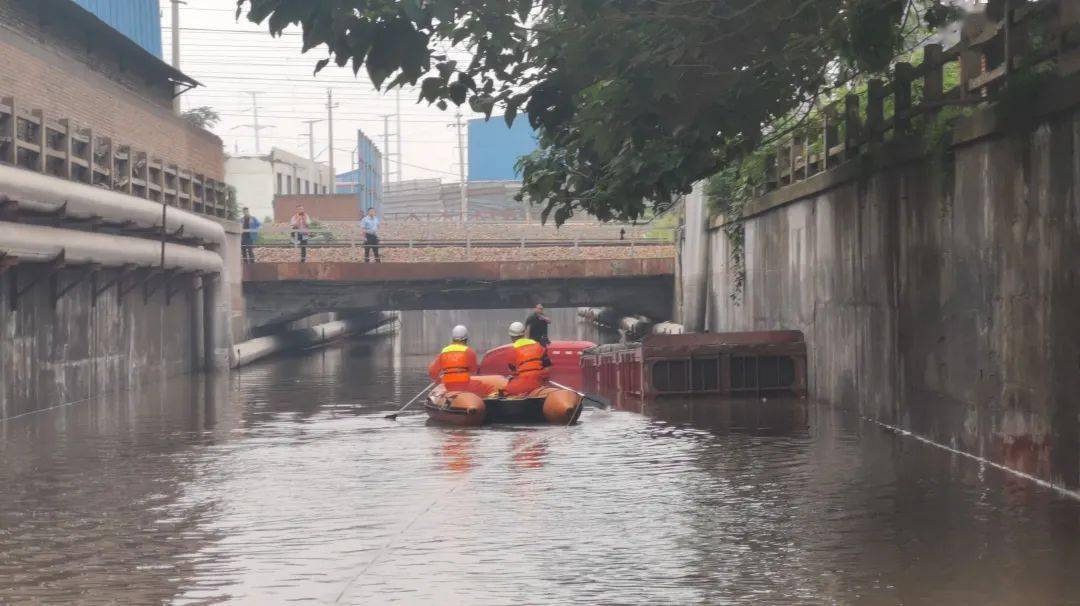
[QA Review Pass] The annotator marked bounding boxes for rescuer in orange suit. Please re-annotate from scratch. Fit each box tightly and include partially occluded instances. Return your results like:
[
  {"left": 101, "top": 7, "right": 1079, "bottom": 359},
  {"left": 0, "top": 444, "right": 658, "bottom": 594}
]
[
  {"left": 502, "top": 321, "right": 551, "bottom": 396},
  {"left": 428, "top": 325, "right": 487, "bottom": 396}
]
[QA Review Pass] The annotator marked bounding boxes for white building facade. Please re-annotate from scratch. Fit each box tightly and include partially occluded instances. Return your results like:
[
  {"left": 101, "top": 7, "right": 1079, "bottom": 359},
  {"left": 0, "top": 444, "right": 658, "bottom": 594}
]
[{"left": 225, "top": 148, "right": 333, "bottom": 220}]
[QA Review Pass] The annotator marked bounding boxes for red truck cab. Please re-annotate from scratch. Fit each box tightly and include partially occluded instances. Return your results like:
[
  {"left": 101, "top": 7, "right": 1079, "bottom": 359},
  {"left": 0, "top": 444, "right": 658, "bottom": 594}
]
[{"left": 478, "top": 340, "right": 596, "bottom": 391}]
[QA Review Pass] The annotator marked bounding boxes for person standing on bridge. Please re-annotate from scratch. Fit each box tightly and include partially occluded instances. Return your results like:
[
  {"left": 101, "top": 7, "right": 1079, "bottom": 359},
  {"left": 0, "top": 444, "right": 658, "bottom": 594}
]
[
  {"left": 428, "top": 325, "right": 486, "bottom": 396},
  {"left": 525, "top": 304, "right": 552, "bottom": 348},
  {"left": 289, "top": 205, "right": 311, "bottom": 263},
  {"left": 240, "top": 207, "right": 261, "bottom": 264},
  {"left": 502, "top": 321, "right": 551, "bottom": 397},
  {"left": 361, "top": 207, "right": 381, "bottom": 263}
]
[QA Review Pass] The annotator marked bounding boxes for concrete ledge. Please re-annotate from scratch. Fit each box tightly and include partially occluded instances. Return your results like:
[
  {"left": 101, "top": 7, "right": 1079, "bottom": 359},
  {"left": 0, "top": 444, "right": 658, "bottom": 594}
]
[{"left": 242, "top": 258, "right": 675, "bottom": 283}]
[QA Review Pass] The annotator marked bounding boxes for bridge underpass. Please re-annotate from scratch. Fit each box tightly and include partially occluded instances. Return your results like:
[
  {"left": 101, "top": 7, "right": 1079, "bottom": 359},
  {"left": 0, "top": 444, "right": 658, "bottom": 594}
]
[{"left": 242, "top": 258, "right": 674, "bottom": 332}]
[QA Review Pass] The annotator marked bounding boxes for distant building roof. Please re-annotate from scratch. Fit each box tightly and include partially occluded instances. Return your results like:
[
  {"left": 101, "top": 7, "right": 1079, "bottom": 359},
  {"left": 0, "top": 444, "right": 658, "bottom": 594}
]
[
  {"left": 39, "top": 0, "right": 199, "bottom": 89},
  {"left": 69, "top": 0, "right": 163, "bottom": 57},
  {"left": 228, "top": 147, "right": 329, "bottom": 168}
]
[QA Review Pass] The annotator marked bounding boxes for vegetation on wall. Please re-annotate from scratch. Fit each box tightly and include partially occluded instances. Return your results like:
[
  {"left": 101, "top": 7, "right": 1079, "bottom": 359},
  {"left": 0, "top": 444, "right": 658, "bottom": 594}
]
[{"left": 181, "top": 106, "right": 222, "bottom": 130}]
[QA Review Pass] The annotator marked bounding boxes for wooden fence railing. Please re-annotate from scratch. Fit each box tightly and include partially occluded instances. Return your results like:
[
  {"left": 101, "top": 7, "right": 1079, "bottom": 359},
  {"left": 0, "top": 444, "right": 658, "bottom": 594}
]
[
  {"left": 0, "top": 95, "right": 229, "bottom": 218},
  {"left": 767, "top": 0, "right": 1080, "bottom": 192}
]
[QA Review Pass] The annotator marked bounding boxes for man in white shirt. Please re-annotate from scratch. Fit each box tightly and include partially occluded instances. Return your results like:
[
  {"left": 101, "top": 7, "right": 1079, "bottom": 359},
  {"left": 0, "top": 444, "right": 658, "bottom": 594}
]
[{"left": 360, "top": 207, "right": 381, "bottom": 263}]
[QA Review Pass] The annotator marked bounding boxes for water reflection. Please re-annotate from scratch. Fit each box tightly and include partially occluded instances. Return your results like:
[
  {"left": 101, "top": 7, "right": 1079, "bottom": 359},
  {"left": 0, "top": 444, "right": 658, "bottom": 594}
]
[
  {"left": 510, "top": 434, "right": 549, "bottom": 471},
  {"left": 0, "top": 374, "right": 234, "bottom": 604},
  {"left": 1, "top": 312, "right": 1079, "bottom": 604},
  {"left": 615, "top": 395, "right": 810, "bottom": 436},
  {"left": 439, "top": 430, "right": 476, "bottom": 473}
]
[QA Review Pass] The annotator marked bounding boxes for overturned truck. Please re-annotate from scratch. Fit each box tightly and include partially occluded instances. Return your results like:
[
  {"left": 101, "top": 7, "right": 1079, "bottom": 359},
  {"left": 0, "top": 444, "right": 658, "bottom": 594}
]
[{"left": 581, "top": 331, "right": 808, "bottom": 399}]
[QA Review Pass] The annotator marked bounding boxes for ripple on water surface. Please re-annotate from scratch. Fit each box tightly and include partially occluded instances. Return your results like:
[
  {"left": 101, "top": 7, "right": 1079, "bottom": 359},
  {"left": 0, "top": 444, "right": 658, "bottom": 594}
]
[{"left": 1, "top": 336, "right": 1079, "bottom": 605}]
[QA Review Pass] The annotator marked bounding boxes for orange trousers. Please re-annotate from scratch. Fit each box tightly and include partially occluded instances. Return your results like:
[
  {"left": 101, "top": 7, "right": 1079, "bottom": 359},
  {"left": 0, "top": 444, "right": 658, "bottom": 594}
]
[
  {"left": 444, "top": 379, "right": 492, "bottom": 397},
  {"left": 504, "top": 372, "right": 546, "bottom": 396}
]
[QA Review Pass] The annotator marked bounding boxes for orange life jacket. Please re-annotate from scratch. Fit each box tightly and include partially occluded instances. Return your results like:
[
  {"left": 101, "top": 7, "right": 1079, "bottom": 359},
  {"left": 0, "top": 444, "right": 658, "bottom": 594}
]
[
  {"left": 435, "top": 343, "right": 476, "bottom": 385},
  {"left": 512, "top": 338, "right": 547, "bottom": 376}
]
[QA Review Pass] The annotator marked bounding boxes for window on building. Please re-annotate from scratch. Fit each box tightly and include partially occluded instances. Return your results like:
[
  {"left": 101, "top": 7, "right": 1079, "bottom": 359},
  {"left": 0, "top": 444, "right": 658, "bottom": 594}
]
[
  {"left": 286, "top": 176, "right": 292, "bottom": 194},
  {"left": 295, "top": 177, "right": 301, "bottom": 195},
  {"left": 276, "top": 173, "right": 282, "bottom": 194},
  {"left": 305, "top": 180, "right": 311, "bottom": 195}
]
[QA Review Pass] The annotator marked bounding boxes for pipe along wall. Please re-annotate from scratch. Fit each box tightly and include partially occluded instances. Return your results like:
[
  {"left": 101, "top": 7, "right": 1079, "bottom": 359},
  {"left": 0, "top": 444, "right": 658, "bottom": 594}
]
[
  {"left": 577, "top": 307, "right": 684, "bottom": 341},
  {"left": 232, "top": 313, "right": 398, "bottom": 368},
  {"left": 0, "top": 165, "right": 234, "bottom": 420}
]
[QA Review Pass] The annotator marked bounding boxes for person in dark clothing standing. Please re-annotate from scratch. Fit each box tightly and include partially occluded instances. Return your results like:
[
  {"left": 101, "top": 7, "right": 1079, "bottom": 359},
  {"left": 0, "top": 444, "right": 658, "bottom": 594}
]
[
  {"left": 240, "top": 207, "right": 261, "bottom": 264},
  {"left": 524, "top": 303, "right": 551, "bottom": 347}
]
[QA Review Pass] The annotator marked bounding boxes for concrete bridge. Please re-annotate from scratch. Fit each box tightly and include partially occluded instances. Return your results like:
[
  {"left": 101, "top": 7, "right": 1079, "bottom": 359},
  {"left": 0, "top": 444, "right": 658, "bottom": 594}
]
[{"left": 242, "top": 258, "right": 674, "bottom": 331}]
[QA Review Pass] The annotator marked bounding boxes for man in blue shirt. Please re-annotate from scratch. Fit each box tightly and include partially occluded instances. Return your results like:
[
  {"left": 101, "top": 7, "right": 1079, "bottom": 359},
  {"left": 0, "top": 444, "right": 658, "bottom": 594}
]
[
  {"left": 360, "top": 207, "right": 381, "bottom": 263},
  {"left": 240, "top": 207, "right": 261, "bottom": 264}
]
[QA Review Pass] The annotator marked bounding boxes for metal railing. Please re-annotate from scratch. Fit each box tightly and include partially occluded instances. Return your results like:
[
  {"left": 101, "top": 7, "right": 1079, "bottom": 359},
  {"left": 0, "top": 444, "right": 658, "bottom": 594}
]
[
  {"left": 764, "top": 0, "right": 1080, "bottom": 192},
  {"left": 245, "top": 231, "right": 674, "bottom": 251},
  {"left": 0, "top": 94, "right": 230, "bottom": 217}
]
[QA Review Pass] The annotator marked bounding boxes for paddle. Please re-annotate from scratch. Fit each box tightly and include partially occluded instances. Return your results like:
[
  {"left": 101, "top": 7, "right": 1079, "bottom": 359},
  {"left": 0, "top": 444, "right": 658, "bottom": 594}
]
[
  {"left": 547, "top": 380, "right": 611, "bottom": 408},
  {"left": 385, "top": 382, "right": 436, "bottom": 420}
]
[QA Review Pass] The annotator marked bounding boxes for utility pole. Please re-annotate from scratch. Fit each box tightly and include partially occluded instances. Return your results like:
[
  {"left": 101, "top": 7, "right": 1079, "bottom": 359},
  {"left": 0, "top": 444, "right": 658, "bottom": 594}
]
[
  {"left": 326, "top": 89, "right": 338, "bottom": 192},
  {"left": 382, "top": 115, "right": 391, "bottom": 187},
  {"left": 395, "top": 88, "right": 403, "bottom": 182},
  {"left": 300, "top": 119, "right": 323, "bottom": 164},
  {"left": 170, "top": 0, "right": 182, "bottom": 114},
  {"left": 454, "top": 111, "right": 467, "bottom": 223},
  {"left": 232, "top": 91, "right": 271, "bottom": 154}
]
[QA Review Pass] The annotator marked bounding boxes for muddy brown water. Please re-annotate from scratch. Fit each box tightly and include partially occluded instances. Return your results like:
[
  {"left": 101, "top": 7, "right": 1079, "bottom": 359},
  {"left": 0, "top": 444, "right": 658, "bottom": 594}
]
[{"left": 1, "top": 311, "right": 1079, "bottom": 604}]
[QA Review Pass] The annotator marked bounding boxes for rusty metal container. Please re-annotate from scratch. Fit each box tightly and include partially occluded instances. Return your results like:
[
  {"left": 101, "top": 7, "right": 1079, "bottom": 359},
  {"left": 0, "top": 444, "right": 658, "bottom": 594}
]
[{"left": 582, "top": 331, "right": 807, "bottom": 399}]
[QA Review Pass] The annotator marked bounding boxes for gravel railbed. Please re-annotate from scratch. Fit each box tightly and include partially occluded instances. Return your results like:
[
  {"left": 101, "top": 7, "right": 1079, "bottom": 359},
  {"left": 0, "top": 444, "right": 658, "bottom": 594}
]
[{"left": 252, "top": 245, "right": 674, "bottom": 263}]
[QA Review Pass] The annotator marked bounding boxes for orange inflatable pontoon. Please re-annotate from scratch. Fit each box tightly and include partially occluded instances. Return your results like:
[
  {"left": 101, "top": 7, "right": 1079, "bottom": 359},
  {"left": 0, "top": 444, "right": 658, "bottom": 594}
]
[{"left": 425, "top": 375, "right": 583, "bottom": 427}]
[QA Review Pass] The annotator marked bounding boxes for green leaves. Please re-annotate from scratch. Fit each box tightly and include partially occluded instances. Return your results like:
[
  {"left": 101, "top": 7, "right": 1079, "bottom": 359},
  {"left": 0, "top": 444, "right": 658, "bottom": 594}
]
[{"left": 237, "top": 0, "right": 943, "bottom": 224}]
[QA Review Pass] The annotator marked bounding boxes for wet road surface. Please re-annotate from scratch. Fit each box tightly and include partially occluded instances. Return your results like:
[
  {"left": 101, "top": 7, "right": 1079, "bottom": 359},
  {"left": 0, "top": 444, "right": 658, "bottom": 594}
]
[{"left": 1, "top": 311, "right": 1079, "bottom": 604}]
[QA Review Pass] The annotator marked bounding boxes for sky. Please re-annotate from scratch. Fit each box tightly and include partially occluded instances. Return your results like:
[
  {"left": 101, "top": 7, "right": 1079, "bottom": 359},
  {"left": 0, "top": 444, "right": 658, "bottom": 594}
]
[{"left": 159, "top": 0, "right": 487, "bottom": 183}]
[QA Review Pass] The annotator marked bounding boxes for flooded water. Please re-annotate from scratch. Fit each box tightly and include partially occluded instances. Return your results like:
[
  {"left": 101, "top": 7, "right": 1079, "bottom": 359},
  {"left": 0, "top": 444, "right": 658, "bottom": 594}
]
[{"left": 2, "top": 311, "right": 1079, "bottom": 605}]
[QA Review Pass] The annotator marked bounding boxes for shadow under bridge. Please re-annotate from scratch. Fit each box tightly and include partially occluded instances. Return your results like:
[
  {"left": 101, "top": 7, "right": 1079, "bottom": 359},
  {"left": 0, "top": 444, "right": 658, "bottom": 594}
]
[{"left": 242, "top": 258, "right": 674, "bottom": 332}]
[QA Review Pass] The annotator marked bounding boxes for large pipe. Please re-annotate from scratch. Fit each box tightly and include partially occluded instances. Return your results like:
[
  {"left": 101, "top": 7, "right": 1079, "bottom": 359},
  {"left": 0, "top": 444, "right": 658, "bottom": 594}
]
[
  {"left": 0, "top": 167, "right": 234, "bottom": 371},
  {"left": 0, "top": 220, "right": 231, "bottom": 370},
  {"left": 619, "top": 315, "right": 655, "bottom": 341},
  {"left": 652, "top": 322, "right": 685, "bottom": 335},
  {"left": 577, "top": 306, "right": 620, "bottom": 327},
  {"left": 577, "top": 306, "right": 684, "bottom": 338},
  {"left": 0, "top": 222, "right": 221, "bottom": 271},
  {"left": 232, "top": 313, "right": 398, "bottom": 368},
  {"left": 0, "top": 164, "right": 226, "bottom": 247}
]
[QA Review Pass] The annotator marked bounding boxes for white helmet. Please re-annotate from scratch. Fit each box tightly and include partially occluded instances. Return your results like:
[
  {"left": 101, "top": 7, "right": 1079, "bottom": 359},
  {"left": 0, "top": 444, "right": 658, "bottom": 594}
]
[
  {"left": 451, "top": 325, "right": 469, "bottom": 341},
  {"left": 508, "top": 321, "right": 526, "bottom": 338}
]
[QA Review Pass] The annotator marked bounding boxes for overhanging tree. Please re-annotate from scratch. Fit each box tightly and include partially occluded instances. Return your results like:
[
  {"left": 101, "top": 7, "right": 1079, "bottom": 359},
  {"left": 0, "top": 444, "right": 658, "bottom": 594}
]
[{"left": 237, "top": 0, "right": 962, "bottom": 223}]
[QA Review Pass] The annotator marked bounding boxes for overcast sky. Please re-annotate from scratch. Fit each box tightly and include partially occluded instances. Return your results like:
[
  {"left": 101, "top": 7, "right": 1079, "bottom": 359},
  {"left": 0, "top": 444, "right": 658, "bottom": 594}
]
[{"left": 160, "top": 0, "right": 486, "bottom": 183}]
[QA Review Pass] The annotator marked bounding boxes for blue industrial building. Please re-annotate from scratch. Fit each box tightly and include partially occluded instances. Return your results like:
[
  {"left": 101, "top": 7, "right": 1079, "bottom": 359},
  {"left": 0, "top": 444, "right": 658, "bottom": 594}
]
[
  {"left": 468, "top": 117, "right": 538, "bottom": 181},
  {"left": 336, "top": 129, "right": 383, "bottom": 213},
  {"left": 70, "top": 0, "right": 163, "bottom": 57}
]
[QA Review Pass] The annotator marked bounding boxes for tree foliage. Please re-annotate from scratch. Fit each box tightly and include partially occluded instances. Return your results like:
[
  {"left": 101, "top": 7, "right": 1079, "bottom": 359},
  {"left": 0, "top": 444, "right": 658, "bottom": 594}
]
[
  {"left": 182, "top": 106, "right": 222, "bottom": 130},
  {"left": 238, "top": 0, "right": 960, "bottom": 224}
]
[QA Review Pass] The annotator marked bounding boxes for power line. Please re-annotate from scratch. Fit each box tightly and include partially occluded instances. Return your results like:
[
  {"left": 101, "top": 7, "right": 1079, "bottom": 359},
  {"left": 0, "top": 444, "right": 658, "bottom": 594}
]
[{"left": 208, "top": 111, "right": 455, "bottom": 124}]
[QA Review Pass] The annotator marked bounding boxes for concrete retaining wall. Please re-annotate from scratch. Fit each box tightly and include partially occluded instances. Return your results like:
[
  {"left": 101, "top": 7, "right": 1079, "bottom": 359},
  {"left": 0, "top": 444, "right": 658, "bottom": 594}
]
[
  {"left": 0, "top": 268, "right": 205, "bottom": 420},
  {"left": 684, "top": 107, "right": 1080, "bottom": 489}
]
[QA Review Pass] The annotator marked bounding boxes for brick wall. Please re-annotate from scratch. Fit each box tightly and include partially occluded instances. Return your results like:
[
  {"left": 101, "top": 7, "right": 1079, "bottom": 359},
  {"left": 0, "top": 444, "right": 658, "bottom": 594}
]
[
  {"left": 0, "top": 0, "right": 225, "bottom": 179},
  {"left": 274, "top": 195, "right": 362, "bottom": 222}
]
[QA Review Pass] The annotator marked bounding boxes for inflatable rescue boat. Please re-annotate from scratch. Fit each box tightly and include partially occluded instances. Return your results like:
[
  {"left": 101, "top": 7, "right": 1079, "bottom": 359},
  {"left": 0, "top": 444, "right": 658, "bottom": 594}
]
[
  {"left": 425, "top": 376, "right": 583, "bottom": 426},
  {"left": 424, "top": 340, "right": 594, "bottom": 426}
]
